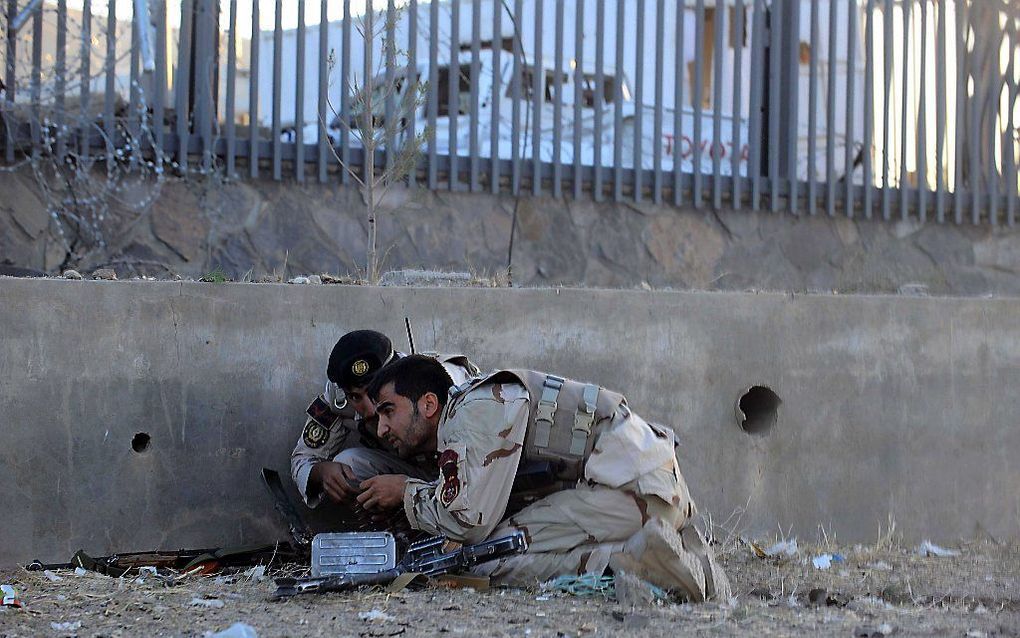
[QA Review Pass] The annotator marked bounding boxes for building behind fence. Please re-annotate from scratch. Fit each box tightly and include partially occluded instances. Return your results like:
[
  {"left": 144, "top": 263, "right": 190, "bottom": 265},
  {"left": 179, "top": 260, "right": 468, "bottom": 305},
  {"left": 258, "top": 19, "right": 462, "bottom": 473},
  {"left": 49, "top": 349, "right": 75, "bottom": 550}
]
[{"left": 2, "top": 0, "right": 1018, "bottom": 223}]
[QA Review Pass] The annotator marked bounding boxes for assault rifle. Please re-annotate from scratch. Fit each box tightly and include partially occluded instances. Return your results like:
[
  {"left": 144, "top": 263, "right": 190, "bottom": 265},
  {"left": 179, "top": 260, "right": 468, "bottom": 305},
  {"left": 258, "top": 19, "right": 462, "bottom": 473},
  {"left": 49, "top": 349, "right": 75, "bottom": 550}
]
[
  {"left": 270, "top": 530, "right": 527, "bottom": 600},
  {"left": 26, "top": 542, "right": 301, "bottom": 578}
]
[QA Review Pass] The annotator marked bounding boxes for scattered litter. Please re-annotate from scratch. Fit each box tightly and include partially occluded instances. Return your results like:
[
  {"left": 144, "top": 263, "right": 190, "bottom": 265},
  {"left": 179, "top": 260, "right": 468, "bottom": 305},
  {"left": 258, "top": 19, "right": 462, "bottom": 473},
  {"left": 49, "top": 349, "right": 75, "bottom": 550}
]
[
  {"left": 50, "top": 621, "right": 83, "bottom": 632},
  {"left": 764, "top": 539, "right": 799, "bottom": 557},
  {"left": 868, "top": 561, "right": 893, "bottom": 571},
  {"left": 243, "top": 565, "right": 266, "bottom": 582},
  {"left": 534, "top": 595, "right": 550, "bottom": 601},
  {"left": 1, "top": 585, "right": 22, "bottom": 608},
  {"left": 917, "top": 540, "right": 960, "bottom": 557},
  {"left": 288, "top": 276, "right": 311, "bottom": 285},
  {"left": 546, "top": 574, "right": 616, "bottom": 598},
  {"left": 43, "top": 570, "right": 63, "bottom": 582},
  {"left": 966, "top": 630, "right": 989, "bottom": 638},
  {"left": 191, "top": 597, "right": 226, "bottom": 609},
  {"left": 207, "top": 622, "right": 258, "bottom": 638},
  {"left": 74, "top": 567, "right": 87, "bottom": 577},
  {"left": 811, "top": 553, "right": 844, "bottom": 569},
  {"left": 139, "top": 566, "right": 158, "bottom": 576},
  {"left": 358, "top": 609, "right": 395, "bottom": 622}
]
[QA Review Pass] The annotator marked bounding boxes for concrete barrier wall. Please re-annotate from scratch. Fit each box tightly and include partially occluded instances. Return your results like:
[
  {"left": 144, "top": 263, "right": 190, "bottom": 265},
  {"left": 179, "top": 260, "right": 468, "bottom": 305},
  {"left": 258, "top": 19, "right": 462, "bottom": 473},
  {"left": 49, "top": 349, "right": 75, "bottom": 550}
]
[{"left": 2, "top": 279, "right": 1017, "bottom": 566}]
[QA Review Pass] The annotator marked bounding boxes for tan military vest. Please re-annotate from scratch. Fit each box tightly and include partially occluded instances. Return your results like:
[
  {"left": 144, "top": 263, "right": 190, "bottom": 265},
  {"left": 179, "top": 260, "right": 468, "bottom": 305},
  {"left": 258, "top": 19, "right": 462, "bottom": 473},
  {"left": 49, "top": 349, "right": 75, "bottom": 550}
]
[{"left": 450, "top": 369, "right": 626, "bottom": 482}]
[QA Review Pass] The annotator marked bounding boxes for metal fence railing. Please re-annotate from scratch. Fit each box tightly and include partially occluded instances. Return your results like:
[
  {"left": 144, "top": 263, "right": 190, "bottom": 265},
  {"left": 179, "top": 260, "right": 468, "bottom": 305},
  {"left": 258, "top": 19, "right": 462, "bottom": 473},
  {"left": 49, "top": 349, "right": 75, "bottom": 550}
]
[{"left": 2, "top": 0, "right": 1019, "bottom": 223}]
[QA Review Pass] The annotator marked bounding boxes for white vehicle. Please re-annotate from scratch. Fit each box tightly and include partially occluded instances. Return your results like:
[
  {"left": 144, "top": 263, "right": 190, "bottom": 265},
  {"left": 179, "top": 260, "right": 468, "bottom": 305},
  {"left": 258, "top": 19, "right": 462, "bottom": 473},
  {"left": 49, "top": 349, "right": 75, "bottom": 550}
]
[{"left": 264, "top": 0, "right": 865, "bottom": 181}]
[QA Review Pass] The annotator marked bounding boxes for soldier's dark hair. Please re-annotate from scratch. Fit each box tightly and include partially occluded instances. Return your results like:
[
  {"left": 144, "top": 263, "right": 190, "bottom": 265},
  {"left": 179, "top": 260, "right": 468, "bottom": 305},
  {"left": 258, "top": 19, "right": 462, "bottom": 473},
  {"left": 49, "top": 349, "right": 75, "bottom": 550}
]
[{"left": 367, "top": 354, "right": 453, "bottom": 409}]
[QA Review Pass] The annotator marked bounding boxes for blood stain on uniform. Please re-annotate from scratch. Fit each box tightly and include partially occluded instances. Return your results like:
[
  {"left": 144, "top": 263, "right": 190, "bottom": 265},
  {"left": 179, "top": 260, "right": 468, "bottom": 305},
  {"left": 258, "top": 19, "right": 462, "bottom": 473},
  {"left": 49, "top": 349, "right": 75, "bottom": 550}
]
[
  {"left": 490, "top": 384, "right": 505, "bottom": 403},
  {"left": 482, "top": 443, "right": 522, "bottom": 467},
  {"left": 497, "top": 425, "right": 513, "bottom": 438}
]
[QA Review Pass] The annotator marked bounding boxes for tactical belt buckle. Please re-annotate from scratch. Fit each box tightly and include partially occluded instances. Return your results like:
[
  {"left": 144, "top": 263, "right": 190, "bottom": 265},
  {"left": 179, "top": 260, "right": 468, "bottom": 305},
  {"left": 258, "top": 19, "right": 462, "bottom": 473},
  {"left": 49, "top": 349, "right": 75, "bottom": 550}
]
[
  {"left": 534, "top": 375, "right": 564, "bottom": 449},
  {"left": 569, "top": 384, "right": 599, "bottom": 456}
]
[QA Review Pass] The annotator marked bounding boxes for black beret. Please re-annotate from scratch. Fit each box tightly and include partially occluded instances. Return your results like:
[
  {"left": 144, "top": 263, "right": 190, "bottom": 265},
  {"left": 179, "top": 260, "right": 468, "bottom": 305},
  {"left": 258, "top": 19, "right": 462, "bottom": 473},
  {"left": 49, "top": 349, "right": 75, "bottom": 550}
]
[{"left": 327, "top": 330, "right": 395, "bottom": 389}]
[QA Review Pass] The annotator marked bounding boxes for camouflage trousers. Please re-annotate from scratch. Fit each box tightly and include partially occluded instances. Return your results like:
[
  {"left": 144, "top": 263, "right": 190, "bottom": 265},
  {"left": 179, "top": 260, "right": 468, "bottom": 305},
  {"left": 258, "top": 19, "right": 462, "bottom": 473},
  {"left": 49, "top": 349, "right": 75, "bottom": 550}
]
[{"left": 473, "top": 482, "right": 728, "bottom": 602}]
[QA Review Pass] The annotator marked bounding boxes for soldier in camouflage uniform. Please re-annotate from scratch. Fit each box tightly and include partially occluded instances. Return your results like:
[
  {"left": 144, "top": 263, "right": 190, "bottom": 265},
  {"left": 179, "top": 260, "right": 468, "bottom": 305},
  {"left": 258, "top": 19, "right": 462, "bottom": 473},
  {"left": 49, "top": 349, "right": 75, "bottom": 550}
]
[
  {"left": 357, "top": 355, "right": 730, "bottom": 602},
  {"left": 290, "top": 331, "right": 477, "bottom": 513}
]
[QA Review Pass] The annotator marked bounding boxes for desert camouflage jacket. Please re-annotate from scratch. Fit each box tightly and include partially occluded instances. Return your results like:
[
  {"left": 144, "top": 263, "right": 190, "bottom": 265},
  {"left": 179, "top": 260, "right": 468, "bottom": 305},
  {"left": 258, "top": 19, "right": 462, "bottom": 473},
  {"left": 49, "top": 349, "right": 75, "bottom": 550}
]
[{"left": 402, "top": 379, "right": 691, "bottom": 543}]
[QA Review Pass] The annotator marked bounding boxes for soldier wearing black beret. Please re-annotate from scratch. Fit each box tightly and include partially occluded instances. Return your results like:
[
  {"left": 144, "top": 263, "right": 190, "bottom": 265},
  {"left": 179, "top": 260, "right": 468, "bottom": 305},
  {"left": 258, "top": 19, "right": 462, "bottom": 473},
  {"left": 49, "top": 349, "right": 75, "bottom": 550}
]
[{"left": 290, "top": 329, "right": 478, "bottom": 518}]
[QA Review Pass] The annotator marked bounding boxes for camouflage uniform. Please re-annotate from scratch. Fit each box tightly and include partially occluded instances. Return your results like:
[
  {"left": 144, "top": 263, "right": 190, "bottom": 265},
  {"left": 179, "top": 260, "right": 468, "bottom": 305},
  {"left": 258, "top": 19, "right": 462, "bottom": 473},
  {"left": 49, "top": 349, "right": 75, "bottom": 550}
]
[
  {"left": 401, "top": 375, "right": 729, "bottom": 601},
  {"left": 291, "top": 354, "right": 478, "bottom": 508}
]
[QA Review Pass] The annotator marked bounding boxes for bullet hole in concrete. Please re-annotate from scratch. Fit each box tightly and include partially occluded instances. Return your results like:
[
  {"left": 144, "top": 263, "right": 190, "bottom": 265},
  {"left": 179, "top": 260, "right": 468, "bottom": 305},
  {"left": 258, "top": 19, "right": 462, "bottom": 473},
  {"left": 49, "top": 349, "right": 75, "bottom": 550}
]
[
  {"left": 736, "top": 386, "right": 781, "bottom": 435},
  {"left": 132, "top": 432, "right": 151, "bottom": 453}
]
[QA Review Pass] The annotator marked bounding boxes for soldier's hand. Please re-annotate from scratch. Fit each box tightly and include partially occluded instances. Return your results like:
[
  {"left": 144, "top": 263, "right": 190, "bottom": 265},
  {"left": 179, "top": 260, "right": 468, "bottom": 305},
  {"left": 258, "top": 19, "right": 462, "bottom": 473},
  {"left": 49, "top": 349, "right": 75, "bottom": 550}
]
[
  {"left": 357, "top": 474, "right": 408, "bottom": 512},
  {"left": 310, "top": 462, "right": 360, "bottom": 504}
]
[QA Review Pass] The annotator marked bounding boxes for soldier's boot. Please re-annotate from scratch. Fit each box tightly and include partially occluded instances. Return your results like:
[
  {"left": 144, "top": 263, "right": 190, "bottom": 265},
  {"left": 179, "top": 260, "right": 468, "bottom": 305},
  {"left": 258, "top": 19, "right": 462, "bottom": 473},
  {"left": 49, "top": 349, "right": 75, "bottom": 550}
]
[{"left": 608, "top": 517, "right": 731, "bottom": 603}]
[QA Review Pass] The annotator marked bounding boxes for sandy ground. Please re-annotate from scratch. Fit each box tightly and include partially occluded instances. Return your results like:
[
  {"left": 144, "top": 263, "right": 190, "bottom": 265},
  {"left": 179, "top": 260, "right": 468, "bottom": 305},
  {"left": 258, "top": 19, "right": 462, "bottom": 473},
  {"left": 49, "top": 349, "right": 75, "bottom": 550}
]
[{"left": 0, "top": 538, "right": 1017, "bottom": 637}]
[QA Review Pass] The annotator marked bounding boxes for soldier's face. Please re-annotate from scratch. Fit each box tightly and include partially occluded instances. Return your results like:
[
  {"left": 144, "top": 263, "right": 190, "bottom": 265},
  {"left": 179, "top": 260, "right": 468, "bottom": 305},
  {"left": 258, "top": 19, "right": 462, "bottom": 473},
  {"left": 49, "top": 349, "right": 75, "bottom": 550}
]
[
  {"left": 374, "top": 382, "right": 436, "bottom": 458},
  {"left": 345, "top": 385, "right": 375, "bottom": 419}
]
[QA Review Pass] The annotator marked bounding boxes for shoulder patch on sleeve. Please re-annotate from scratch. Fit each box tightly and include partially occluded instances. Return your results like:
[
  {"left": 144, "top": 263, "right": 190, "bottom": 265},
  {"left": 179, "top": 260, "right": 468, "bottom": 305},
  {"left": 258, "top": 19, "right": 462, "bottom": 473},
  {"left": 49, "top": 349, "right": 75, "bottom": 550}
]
[
  {"left": 302, "top": 419, "right": 330, "bottom": 448},
  {"left": 306, "top": 395, "right": 341, "bottom": 428},
  {"left": 439, "top": 448, "right": 461, "bottom": 506}
]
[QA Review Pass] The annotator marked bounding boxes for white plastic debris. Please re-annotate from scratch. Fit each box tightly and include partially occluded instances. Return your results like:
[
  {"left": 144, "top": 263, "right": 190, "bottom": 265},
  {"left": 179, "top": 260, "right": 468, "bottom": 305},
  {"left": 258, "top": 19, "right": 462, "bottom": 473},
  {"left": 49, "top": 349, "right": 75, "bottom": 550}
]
[
  {"left": 812, "top": 554, "right": 833, "bottom": 570},
  {"left": 191, "top": 597, "right": 226, "bottom": 609},
  {"left": 243, "top": 565, "right": 266, "bottom": 582},
  {"left": 208, "top": 622, "right": 259, "bottom": 638},
  {"left": 288, "top": 276, "right": 311, "bottom": 284},
  {"left": 917, "top": 540, "right": 960, "bottom": 557},
  {"left": 74, "top": 567, "right": 87, "bottom": 576},
  {"left": 1, "top": 584, "right": 22, "bottom": 607},
  {"left": 765, "top": 539, "right": 799, "bottom": 557},
  {"left": 139, "top": 566, "right": 158, "bottom": 575},
  {"left": 358, "top": 609, "right": 395, "bottom": 622},
  {"left": 50, "top": 621, "right": 83, "bottom": 632},
  {"left": 43, "top": 570, "right": 63, "bottom": 582}
]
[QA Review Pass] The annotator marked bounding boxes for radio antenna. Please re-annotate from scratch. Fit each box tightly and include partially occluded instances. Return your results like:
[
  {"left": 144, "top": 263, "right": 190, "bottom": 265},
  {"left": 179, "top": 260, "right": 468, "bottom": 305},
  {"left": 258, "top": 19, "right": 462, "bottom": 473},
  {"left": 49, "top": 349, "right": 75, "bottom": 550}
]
[{"left": 404, "top": 317, "right": 416, "bottom": 355}]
